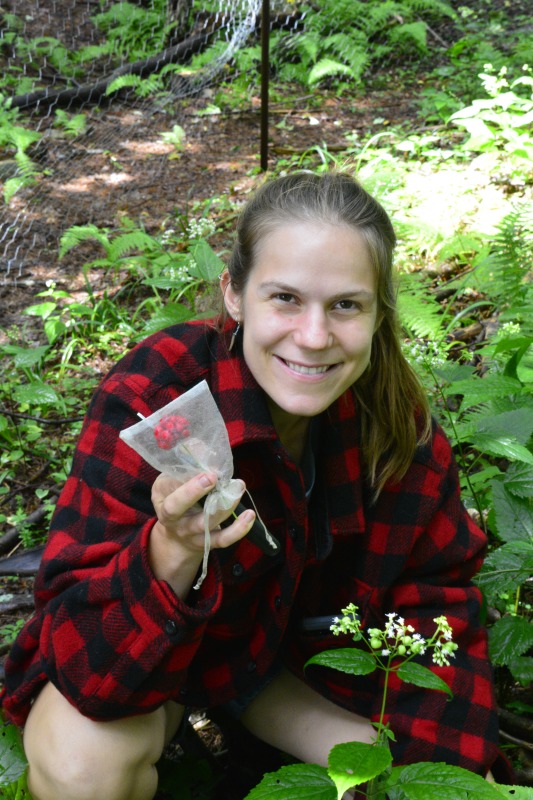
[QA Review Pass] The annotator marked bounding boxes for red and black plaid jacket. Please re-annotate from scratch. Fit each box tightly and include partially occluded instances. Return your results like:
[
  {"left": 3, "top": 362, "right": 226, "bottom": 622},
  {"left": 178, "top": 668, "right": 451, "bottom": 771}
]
[{"left": 3, "top": 318, "right": 499, "bottom": 774}]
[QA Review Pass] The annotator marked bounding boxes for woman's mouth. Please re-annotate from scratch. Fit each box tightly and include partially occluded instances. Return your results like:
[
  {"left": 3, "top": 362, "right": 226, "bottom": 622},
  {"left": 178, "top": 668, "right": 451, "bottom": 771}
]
[{"left": 281, "top": 358, "right": 333, "bottom": 375}]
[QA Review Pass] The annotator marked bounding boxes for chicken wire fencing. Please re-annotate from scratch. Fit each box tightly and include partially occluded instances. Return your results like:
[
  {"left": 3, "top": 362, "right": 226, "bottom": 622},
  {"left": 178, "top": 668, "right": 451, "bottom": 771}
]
[{"left": 0, "top": 0, "right": 466, "bottom": 285}]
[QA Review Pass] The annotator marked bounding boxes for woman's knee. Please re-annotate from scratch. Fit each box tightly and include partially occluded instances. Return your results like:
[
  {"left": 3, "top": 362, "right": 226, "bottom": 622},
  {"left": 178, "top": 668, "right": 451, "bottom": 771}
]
[{"left": 23, "top": 682, "right": 184, "bottom": 800}]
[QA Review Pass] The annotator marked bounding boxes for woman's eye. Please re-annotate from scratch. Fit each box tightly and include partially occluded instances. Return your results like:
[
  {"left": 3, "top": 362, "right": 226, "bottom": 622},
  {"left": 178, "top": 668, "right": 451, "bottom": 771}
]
[
  {"left": 274, "top": 293, "right": 296, "bottom": 304},
  {"left": 335, "top": 299, "right": 359, "bottom": 311}
]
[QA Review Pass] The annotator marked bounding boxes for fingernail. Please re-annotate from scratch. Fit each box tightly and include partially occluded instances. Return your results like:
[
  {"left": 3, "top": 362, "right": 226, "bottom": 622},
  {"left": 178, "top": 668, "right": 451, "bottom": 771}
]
[
  {"left": 241, "top": 510, "right": 255, "bottom": 526},
  {"left": 200, "top": 474, "right": 215, "bottom": 488}
]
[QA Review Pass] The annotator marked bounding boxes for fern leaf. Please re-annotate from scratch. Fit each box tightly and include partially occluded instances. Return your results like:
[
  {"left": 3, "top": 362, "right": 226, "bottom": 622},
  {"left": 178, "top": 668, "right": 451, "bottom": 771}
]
[
  {"left": 308, "top": 58, "right": 355, "bottom": 86},
  {"left": 108, "top": 231, "right": 159, "bottom": 262},
  {"left": 59, "top": 225, "right": 112, "bottom": 258},
  {"left": 398, "top": 275, "right": 444, "bottom": 338}
]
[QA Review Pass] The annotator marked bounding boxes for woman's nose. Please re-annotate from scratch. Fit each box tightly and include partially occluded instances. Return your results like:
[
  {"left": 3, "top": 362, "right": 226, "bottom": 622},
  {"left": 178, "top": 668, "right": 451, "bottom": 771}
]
[{"left": 293, "top": 307, "right": 332, "bottom": 349}]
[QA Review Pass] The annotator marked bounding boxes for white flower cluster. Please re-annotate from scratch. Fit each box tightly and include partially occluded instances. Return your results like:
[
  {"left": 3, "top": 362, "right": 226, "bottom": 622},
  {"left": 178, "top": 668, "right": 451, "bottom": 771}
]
[
  {"left": 187, "top": 217, "right": 216, "bottom": 240},
  {"left": 368, "top": 613, "right": 427, "bottom": 658},
  {"left": 165, "top": 265, "right": 190, "bottom": 282},
  {"left": 330, "top": 606, "right": 458, "bottom": 667},
  {"left": 404, "top": 340, "right": 447, "bottom": 369}
]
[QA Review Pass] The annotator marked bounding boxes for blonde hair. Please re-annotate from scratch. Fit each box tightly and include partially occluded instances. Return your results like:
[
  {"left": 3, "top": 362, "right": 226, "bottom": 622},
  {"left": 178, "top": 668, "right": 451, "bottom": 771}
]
[{"left": 227, "top": 171, "right": 431, "bottom": 494}]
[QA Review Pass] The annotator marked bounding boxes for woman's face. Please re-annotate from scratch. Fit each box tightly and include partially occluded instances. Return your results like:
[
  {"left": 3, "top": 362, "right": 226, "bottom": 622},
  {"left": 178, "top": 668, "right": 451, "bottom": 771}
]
[{"left": 222, "top": 220, "right": 379, "bottom": 424}]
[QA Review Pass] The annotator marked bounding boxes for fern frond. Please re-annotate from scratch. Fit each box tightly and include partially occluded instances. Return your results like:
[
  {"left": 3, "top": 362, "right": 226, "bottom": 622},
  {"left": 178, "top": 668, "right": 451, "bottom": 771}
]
[
  {"left": 108, "top": 231, "right": 160, "bottom": 262},
  {"left": 59, "top": 225, "right": 112, "bottom": 259},
  {"left": 398, "top": 274, "right": 445, "bottom": 338},
  {"left": 308, "top": 59, "right": 355, "bottom": 86}
]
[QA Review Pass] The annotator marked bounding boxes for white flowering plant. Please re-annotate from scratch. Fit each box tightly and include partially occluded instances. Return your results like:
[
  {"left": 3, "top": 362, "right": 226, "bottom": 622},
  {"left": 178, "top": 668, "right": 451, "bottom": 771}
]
[{"left": 245, "top": 605, "right": 525, "bottom": 800}]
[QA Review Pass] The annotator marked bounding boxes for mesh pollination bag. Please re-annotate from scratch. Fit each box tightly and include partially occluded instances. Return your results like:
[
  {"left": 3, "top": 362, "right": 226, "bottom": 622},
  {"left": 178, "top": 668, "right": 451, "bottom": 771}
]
[{"left": 120, "top": 380, "right": 279, "bottom": 588}]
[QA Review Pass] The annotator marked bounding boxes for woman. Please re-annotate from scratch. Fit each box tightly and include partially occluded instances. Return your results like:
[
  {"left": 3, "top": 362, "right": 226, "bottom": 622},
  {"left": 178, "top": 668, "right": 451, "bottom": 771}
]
[{"left": 2, "top": 172, "right": 501, "bottom": 800}]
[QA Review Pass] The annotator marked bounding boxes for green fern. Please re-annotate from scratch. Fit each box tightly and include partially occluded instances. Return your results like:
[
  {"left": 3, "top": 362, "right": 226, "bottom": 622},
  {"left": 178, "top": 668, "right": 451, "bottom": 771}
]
[
  {"left": 59, "top": 225, "right": 112, "bottom": 259},
  {"left": 398, "top": 273, "right": 445, "bottom": 338},
  {"left": 108, "top": 231, "right": 161, "bottom": 261}
]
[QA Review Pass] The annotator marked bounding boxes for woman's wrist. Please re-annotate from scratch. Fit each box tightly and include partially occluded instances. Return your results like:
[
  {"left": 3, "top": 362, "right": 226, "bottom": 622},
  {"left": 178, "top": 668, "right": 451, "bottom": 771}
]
[{"left": 148, "top": 520, "right": 203, "bottom": 598}]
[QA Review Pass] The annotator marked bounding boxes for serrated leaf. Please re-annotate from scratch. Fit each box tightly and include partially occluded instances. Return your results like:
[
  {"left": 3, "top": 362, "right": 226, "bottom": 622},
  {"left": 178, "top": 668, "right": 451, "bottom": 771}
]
[
  {"left": 474, "top": 434, "right": 533, "bottom": 465},
  {"left": 489, "top": 615, "right": 533, "bottom": 665},
  {"left": 328, "top": 742, "right": 391, "bottom": 795},
  {"left": 0, "top": 722, "right": 27, "bottom": 786},
  {"left": 476, "top": 541, "right": 533, "bottom": 600},
  {"left": 503, "top": 463, "right": 533, "bottom": 498},
  {"left": 244, "top": 763, "right": 335, "bottom": 800},
  {"left": 492, "top": 479, "right": 533, "bottom": 543},
  {"left": 306, "top": 648, "right": 376, "bottom": 676},
  {"left": 397, "top": 662, "right": 453, "bottom": 698},
  {"left": 385, "top": 762, "right": 504, "bottom": 799},
  {"left": 446, "top": 375, "right": 523, "bottom": 408},
  {"left": 494, "top": 784, "right": 533, "bottom": 798},
  {"left": 475, "top": 408, "right": 533, "bottom": 447}
]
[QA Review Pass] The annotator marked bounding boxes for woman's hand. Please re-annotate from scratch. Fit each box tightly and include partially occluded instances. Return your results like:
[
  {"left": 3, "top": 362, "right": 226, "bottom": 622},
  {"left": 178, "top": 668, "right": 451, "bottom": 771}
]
[{"left": 149, "top": 472, "right": 255, "bottom": 597}]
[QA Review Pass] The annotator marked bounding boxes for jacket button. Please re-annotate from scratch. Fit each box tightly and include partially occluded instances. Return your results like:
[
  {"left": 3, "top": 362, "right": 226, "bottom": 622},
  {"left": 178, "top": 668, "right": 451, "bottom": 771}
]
[
  {"left": 247, "top": 661, "right": 257, "bottom": 672},
  {"left": 288, "top": 526, "right": 297, "bottom": 540},
  {"left": 165, "top": 619, "right": 178, "bottom": 636},
  {"left": 275, "top": 453, "right": 283, "bottom": 464},
  {"left": 274, "top": 596, "right": 282, "bottom": 610},
  {"left": 232, "top": 563, "right": 244, "bottom": 578}
]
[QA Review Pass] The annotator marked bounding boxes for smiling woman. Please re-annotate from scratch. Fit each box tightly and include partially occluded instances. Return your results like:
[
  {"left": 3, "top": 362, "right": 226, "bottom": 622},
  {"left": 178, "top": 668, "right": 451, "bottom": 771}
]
[
  {"left": 2, "top": 172, "right": 506, "bottom": 800},
  {"left": 221, "top": 221, "right": 379, "bottom": 459}
]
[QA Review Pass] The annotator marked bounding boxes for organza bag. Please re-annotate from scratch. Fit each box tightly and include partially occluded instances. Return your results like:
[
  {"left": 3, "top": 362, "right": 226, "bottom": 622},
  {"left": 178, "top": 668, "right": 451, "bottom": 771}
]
[{"left": 120, "top": 380, "right": 278, "bottom": 588}]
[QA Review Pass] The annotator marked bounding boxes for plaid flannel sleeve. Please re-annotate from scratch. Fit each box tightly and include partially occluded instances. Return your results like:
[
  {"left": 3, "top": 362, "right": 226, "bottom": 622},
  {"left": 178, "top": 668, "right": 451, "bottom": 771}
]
[{"left": 4, "top": 366, "right": 223, "bottom": 723}]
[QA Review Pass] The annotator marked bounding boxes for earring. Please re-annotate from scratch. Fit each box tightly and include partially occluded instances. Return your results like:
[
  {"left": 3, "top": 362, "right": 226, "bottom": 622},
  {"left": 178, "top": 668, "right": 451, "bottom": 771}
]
[{"left": 229, "top": 321, "right": 241, "bottom": 351}]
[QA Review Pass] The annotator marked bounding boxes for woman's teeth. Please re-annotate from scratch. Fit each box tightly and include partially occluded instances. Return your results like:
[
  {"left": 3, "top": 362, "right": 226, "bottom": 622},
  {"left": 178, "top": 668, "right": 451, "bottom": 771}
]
[{"left": 285, "top": 360, "right": 330, "bottom": 375}]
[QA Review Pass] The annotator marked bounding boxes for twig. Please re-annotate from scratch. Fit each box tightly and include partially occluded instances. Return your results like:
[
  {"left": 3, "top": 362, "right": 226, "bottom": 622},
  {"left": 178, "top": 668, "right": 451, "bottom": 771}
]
[
  {"left": 0, "top": 407, "right": 84, "bottom": 424},
  {"left": 499, "top": 730, "right": 533, "bottom": 752}
]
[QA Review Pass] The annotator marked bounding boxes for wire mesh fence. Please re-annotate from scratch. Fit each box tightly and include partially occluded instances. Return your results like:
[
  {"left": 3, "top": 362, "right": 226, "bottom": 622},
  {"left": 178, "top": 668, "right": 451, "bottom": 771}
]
[{"left": 0, "top": 0, "right": 527, "bottom": 286}]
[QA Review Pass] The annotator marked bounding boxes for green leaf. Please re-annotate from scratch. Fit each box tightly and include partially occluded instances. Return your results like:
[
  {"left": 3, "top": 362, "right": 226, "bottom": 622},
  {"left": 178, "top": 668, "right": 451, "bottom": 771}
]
[
  {"left": 188, "top": 239, "right": 224, "bottom": 281},
  {"left": 397, "top": 662, "right": 453, "bottom": 698},
  {"left": 489, "top": 615, "right": 533, "bottom": 665},
  {"left": 306, "top": 648, "right": 377, "bottom": 676},
  {"left": 244, "top": 763, "right": 336, "bottom": 800},
  {"left": 493, "top": 784, "right": 533, "bottom": 798},
  {"left": 328, "top": 742, "right": 391, "bottom": 795},
  {"left": 23, "top": 301, "right": 57, "bottom": 320},
  {"left": 492, "top": 479, "right": 533, "bottom": 543},
  {"left": 10, "top": 345, "right": 49, "bottom": 369},
  {"left": 385, "top": 762, "right": 504, "bottom": 799},
  {"left": 140, "top": 303, "right": 195, "bottom": 336},
  {"left": 507, "top": 655, "right": 533, "bottom": 687},
  {"left": 503, "top": 463, "right": 533, "bottom": 498},
  {"left": 13, "top": 382, "right": 61, "bottom": 407},
  {"left": 445, "top": 375, "right": 523, "bottom": 408},
  {"left": 308, "top": 58, "right": 355, "bottom": 86},
  {"left": 0, "top": 722, "right": 27, "bottom": 786},
  {"left": 474, "top": 434, "right": 533, "bottom": 466},
  {"left": 476, "top": 541, "right": 533, "bottom": 600}
]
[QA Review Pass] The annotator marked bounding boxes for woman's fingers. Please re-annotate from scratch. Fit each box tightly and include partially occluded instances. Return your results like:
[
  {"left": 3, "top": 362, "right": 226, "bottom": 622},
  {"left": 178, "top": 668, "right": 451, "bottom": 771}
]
[
  {"left": 151, "top": 472, "right": 255, "bottom": 550},
  {"left": 152, "top": 472, "right": 217, "bottom": 526}
]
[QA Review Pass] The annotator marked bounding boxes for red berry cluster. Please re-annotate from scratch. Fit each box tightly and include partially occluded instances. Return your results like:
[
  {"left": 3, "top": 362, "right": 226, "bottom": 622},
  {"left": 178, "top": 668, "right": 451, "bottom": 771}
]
[{"left": 153, "top": 415, "right": 190, "bottom": 450}]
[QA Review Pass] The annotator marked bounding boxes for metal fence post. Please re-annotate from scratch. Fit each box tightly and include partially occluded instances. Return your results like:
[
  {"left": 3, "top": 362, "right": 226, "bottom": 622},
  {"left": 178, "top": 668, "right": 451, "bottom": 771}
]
[{"left": 260, "top": 0, "right": 270, "bottom": 171}]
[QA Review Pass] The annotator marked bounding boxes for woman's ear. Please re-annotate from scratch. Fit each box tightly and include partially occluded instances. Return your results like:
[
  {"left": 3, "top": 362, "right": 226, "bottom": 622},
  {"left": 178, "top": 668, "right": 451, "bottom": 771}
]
[{"left": 220, "top": 270, "right": 242, "bottom": 321}]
